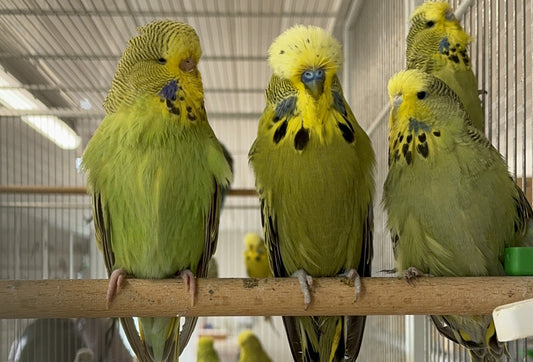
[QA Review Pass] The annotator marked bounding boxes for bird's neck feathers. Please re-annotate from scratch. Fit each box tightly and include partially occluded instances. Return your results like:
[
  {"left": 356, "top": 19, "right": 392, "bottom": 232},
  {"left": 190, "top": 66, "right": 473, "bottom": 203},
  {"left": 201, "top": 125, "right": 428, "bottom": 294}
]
[{"left": 268, "top": 82, "right": 340, "bottom": 148}]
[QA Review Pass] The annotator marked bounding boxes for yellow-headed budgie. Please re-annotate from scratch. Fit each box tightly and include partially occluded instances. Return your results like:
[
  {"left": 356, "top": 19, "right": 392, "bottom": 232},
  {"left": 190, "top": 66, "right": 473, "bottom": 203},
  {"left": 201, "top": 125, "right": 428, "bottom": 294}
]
[
  {"left": 196, "top": 336, "right": 220, "bottom": 362},
  {"left": 238, "top": 330, "right": 272, "bottom": 362},
  {"left": 384, "top": 69, "right": 533, "bottom": 362},
  {"left": 82, "top": 20, "right": 232, "bottom": 361},
  {"left": 249, "top": 25, "right": 375, "bottom": 362},
  {"left": 243, "top": 233, "right": 273, "bottom": 279},
  {"left": 407, "top": 1, "right": 484, "bottom": 131}
]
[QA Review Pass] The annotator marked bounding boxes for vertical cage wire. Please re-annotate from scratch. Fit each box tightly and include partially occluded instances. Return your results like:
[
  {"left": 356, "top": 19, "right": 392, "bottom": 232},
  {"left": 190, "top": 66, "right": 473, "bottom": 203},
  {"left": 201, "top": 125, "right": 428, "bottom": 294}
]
[{"left": 348, "top": 0, "right": 406, "bottom": 359}]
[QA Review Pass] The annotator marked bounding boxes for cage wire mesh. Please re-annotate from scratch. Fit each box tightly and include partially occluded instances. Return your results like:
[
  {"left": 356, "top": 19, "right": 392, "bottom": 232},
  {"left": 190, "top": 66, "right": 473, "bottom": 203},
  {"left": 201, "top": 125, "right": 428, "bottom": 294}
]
[{"left": 0, "top": 0, "right": 532, "bottom": 361}]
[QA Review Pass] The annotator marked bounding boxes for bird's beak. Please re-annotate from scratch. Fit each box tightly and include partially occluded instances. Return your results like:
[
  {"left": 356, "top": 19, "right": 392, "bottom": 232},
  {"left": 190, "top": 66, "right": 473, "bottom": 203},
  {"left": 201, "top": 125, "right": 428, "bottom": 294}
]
[
  {"left": 445, "top": 8, "right": 455, "bottom": 21},
  {"left": 301, "top": 68, "right": 325, "bottom": 99},
  {"left": 393, "top": 94, "right": 403, "bottom": 108},
  {"left": 306, "top": 78, "right": 324, "bottom": 99},
  {"left": 180, "top": 57, "right": 197, "bottom": 72}
]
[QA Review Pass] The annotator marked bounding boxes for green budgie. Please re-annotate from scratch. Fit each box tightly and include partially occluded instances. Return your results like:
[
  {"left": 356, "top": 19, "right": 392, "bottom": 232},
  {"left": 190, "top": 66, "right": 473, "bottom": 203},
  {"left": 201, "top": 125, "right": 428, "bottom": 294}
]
[
  {"left": 196, "top": 336, "right": 220, "bottom": 362},
  {"left": 82, "top": 20, "right": 232, "bottom": 361},
  {"left": 238, "top": 330, "right": 272, "bottom": 362},
  {"left": 249, "top": 25, "right": 375, "bottom": 362},
  {"left": 384, "top": 69, "right": 533, "bottom": 362},
  {"left": 407, "top": 1, "right": 485, "bottom": 131}
]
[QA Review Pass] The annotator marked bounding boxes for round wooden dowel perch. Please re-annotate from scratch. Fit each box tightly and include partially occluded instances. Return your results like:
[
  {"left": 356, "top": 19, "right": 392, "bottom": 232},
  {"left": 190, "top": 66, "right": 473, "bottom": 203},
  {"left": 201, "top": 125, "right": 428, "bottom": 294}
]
[{"left": 1, "top": 277, "right": 533, "bottom": 319}]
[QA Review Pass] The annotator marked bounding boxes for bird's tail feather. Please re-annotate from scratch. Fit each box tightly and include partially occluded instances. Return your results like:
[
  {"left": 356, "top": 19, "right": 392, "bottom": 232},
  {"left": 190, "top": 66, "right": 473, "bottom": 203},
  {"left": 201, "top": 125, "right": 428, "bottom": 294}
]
[
  {"left": 119, "top": 317, "right": 152, "bottom": 362},
  {"left": 139, "top": 316, "right": 180, "bottom": 362}
]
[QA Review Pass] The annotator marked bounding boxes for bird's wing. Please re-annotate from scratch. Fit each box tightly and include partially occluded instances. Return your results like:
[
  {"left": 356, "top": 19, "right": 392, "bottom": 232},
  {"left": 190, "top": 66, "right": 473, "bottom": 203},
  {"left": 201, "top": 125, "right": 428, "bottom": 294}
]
[
  {"left": 463, "top": 122, "right": 533, "bottom": 246},
  {"left": 258, "top": 195, "right": 303, "bottom": 362},
  {"left": 345, "top": 204, "right": 373, "bottom": 361},
  {"left": 91, "top": 193, "right": 152, "bottom": 362},
  {"left": 513, "top": 183, "right": 533, "bottom": 245},
  {"left": 177, "top": 179, "right": 223, "bottom": 355}
]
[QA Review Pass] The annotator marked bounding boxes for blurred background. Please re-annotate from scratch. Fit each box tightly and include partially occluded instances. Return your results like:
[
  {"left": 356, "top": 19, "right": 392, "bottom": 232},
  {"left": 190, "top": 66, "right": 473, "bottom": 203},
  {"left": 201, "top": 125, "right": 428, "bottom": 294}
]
[{"left": 0, "top": 0, "right": 531, "bottom": 361}]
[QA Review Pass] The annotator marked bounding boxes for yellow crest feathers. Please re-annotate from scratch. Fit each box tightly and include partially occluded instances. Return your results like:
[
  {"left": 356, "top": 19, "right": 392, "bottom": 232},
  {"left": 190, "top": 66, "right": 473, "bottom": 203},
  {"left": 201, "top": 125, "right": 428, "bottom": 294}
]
[
  {"left": 388, "top": 69, "right": 430, "bottom": 103},
  {"left": 268, "top": 25, "right": 343, "bottom": 80},
  {"left": 410, "top": 1, "right": 454, "bottom": 23},
  {"left": 388, "top": 69, "right": 458, "bottom": 102}
]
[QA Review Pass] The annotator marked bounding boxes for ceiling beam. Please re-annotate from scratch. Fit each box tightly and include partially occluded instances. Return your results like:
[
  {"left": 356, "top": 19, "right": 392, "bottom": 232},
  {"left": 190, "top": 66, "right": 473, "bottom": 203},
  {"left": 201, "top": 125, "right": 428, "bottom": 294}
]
[
  {"left": 0, "top": 53, "right": 265, "bottom": 62},
  {"left": 0, "top": 108, "right": 262, "bottom": 120},
  {"left": 0, "top": 8, "right": 336, "bottom": 18},
  {"left": 0, "top": 85, "right": 265, "bottom": 93}
]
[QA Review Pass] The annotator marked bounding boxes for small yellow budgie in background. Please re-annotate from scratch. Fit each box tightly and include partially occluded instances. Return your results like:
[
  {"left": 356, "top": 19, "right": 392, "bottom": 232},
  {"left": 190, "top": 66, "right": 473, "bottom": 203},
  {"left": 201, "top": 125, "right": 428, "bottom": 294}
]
[
  {"left": 406, "top": 1, "right": 484, "bottom": 131},
  {"left": 243, "top": 233, "right": 273, "bottom": 279},
  {"left": 238, "top": 330, "right": 273, "bottom": 362},
  {"left": 249, "top": 25, "right": 374, "bottom": 361},
  {"left": 242, "top": 232, "right": 277, "bottom": 332},
  {"left": 384, "top": 69, "right": 533, "bottom": 362},
  {"left": 196, "top": 336, "right": 220, "bottom": 362}
]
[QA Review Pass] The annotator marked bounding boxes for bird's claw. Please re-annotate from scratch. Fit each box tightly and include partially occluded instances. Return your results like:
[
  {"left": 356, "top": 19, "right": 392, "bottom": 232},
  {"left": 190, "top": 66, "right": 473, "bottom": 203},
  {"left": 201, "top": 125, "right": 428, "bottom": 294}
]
[
  {"left": 177, "top": 269, "right": 196, "bottom": 306},
  {"left": 292, "top": 269, "right": 313, "bottom": 310},
  {"left": 106, "top": 268, "right": 127, "bottom": 308},
  {"left": 403, "top": 267, "right": 432, "bottom": 286},
  {"left": 340, "top": 269, "right": 361, "bottom": 302}
]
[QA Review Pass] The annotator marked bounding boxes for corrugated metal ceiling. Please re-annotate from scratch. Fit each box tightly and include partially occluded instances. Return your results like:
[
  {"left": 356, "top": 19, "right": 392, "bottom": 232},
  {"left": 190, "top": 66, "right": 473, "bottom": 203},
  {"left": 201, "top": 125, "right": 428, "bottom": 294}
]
[{"left": 0, "top": 0, "right": 352, "bottom": 147}]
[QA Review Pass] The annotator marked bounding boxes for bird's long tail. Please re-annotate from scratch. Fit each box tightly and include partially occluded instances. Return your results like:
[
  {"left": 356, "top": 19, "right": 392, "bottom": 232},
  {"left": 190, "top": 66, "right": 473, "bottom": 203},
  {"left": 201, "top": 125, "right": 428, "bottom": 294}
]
[{"left": 139, "top": 316, "right": 179, "bottom": 362}]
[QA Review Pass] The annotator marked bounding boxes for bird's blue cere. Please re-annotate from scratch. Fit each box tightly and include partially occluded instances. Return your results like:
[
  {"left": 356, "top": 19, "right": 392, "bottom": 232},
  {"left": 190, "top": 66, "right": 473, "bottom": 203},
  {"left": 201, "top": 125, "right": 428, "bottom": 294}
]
[
  {"left": 301, "top": 68, "right": 325, "bottom": 84},
  {"left": 159, "top": 80, "right": 178, "bottom": 101},
  {"left": 301, "top": 68, "right": 325, "bottom": 98},
  {"left": 439, "top": 37, "right": 450, "bottom": 54}
]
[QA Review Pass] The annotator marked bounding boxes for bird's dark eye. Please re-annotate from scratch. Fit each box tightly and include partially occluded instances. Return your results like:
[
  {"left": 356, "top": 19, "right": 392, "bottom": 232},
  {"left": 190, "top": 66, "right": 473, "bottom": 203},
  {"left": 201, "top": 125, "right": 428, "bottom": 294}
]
[
  {"left": 417, "top": 91, "right": 427, "bottom": 100},
  {"left": 157, "top": 58, "right": 167, "bottom": 65},
  {"left": 426, "top": 20, "right": 435, "bottom": 28}
]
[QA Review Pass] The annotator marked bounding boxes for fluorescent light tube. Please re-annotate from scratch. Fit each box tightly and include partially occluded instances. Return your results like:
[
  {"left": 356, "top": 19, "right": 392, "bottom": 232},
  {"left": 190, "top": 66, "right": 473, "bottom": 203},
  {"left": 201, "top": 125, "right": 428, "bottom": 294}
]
[{"left": 0, "top": 67, "right": 81, "bottom": 150}]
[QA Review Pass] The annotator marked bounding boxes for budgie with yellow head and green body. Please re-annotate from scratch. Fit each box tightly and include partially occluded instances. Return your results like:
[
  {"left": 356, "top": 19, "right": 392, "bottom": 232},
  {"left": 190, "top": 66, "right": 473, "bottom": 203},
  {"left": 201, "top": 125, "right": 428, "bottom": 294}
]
[
  {"left": 384, "top": 69, "right": 533, "bottom": 362},
  {"left": 238, "top": 330, "right": 273, "bottom": 362},
  {"left": 243, "top": 233, "right": 273, "bottom": 279},
  {"left": 407, "top": 1, "right": 484, "bottom": 131},
  {"left": 82, "top": 20, "right": 232, "bottom": 361},
  {"left": 249, "top": 25, "right": 375, "bottom": 362},
  {"left": 196, "top": 336, "right": 220, "bottom": 362}
]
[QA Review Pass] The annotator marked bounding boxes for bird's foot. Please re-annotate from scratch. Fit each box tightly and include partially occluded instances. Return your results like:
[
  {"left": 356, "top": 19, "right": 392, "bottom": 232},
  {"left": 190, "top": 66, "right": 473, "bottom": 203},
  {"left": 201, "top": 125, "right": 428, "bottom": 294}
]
[
  {"left": 107, "top": 268, "right": 128, "bottom": 308},
  {"left": 177, "top": 269, "right": 196, "bottom": 306},
  {"left": 339, "top": 269, "right": 361, "bottom": 302},
  {"left": 403, "top": 267, "right": 432, "bottom": 286},
  {"left": 292, "top": 269, "right": 313, "bottom": 310}
]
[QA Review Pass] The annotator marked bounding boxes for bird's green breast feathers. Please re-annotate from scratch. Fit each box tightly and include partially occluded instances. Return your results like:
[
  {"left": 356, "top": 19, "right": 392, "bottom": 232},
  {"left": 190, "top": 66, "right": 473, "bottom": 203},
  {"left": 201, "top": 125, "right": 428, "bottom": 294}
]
[
  {"left": 385, "top": 123, "right": 518, "bottom": 277},
  {"left": 250, "top": 97, "right": 374, "bottom": 276},
  {"left": 83, "top": 95, "right": 231, "bottom": 278}
]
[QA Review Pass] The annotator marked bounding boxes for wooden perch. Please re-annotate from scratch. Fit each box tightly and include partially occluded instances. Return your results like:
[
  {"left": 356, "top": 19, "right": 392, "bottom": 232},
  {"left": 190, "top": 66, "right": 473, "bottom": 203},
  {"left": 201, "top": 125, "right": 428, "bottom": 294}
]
[{"left": 1, "top": 277, "right": 533, "bottom": 319}]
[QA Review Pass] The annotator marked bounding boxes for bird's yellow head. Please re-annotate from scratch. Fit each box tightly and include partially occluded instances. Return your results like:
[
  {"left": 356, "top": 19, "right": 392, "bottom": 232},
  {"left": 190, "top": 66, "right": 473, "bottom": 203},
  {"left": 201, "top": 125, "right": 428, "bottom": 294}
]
[
  {"left": 244, "top": 232, "right": 263, "bottom": 249},
  {"left": 238, "top": 330, "right": 263, "bottom": 350},
  {"left": 197, "top": 336, "right": 215, "bottom": 349},
  {"left": 387, "top": 69, "right": 465, "bottom": 165},
  {"left": 407, "top": 1, "right": 472, "bottom": 68},
  {"left": 105, "top": 20, "right": 204, "bottom": 116},
  {"left": 268, "top": 25, "right": 342, "bottom": 99},
  {"left": 388, "top": 69, "right": 462, "bottom": 129}
]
